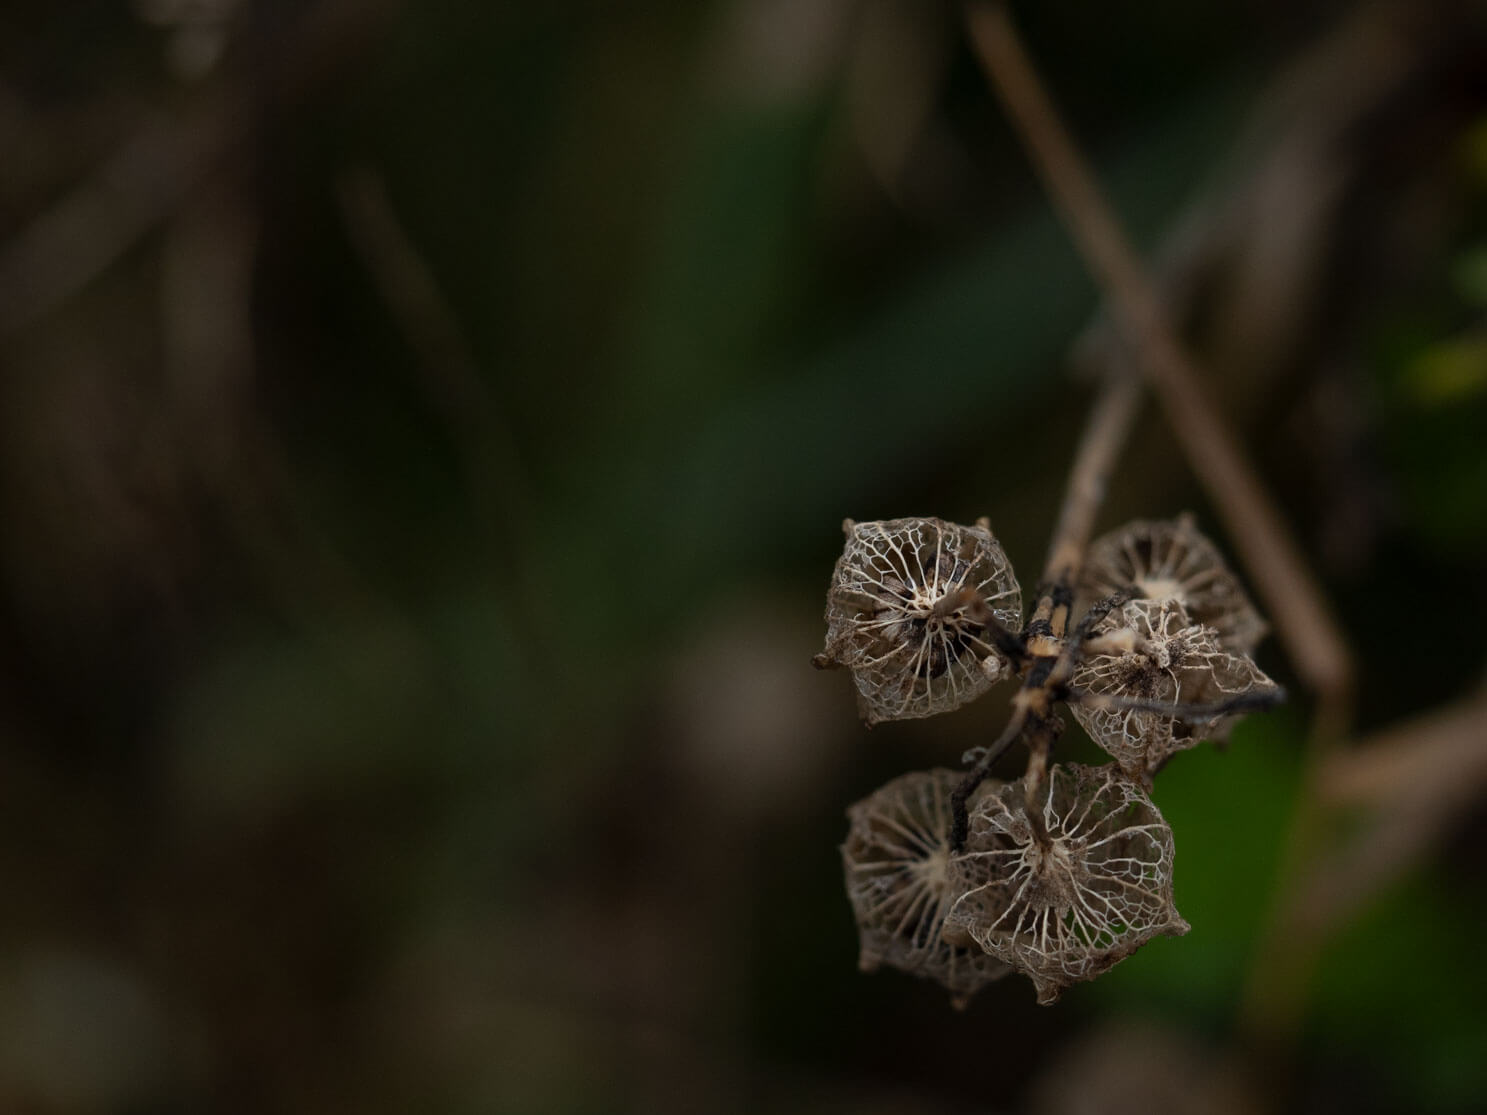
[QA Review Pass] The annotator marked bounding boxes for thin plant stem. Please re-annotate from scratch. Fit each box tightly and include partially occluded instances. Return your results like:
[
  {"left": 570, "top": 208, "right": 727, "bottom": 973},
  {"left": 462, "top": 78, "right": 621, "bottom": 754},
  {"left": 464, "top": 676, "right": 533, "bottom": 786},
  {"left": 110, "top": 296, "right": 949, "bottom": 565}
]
[
  {"left": 1039, "top": 373, "right": 1145, "bottom": 610},
  {"left": 1064, "top": 687, "right": 1289, "bottom": 723},
  {"left": 1241, "top": 683, "right": 1487, "bottom": 1045},
  {"left": 963, "top": 0, "right": 1355, "bottom": 727},
  {"left": 951, "top": 370, "right": 1142, "bottom": 850},
  {"left": 961, "top": 0, "right": 1360, "bottom": 1047}
]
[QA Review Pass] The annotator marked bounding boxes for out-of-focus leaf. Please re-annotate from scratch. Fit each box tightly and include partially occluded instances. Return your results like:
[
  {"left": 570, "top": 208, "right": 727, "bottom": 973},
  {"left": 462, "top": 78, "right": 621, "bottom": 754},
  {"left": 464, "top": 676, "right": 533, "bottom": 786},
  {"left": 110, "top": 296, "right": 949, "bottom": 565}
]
[
  {"left": 1449, "top": 245, "right": 1487, "bottom": 307},
  {"left": 1313, "top": 875, "right": 1487, "bottom": 1113},
  {"left": 1404, "top": 332, "right": 1487, "bottom": 407},
  {"left": 1375, "top": 323, "right": 1487, "bottom": 558},
  {"left": 627, "top": 101, "right": 835, "bottom": 406},
  {"left": 1085, "top": 710, "right": 1306, "bottom": 1014},
  {"left": 168, "top": 598, "right": 526, "bottom": 823},
  {"left": 555, "top": 77, "right": 1257, "bottom": 642}
]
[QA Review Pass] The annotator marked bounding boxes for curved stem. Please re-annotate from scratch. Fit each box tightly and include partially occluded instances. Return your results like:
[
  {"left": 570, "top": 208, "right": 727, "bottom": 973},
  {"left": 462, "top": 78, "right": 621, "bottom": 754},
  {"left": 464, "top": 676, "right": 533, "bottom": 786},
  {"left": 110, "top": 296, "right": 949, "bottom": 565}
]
[
  {"left": 963, "top": 0, "right": 1354, "bottom": 722},
  {"left": 951, "top": 314, "right": 1142, "bottom": 851}
]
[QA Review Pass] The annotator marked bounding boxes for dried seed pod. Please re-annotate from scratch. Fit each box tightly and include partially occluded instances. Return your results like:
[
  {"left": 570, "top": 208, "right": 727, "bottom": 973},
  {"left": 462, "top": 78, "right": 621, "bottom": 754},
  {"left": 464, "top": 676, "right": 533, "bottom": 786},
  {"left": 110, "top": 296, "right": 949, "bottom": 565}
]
[
  {"left": 842, "top": 769, "right": 1011, "bottom": 1007},
  {"left": 1070, "top": 598, "right": 1279, "bottom": 783},
  {"left": 1080, "top": 515, "right": 1267, "bottom": 653},
  {"left": 816, "top": 517, "right": 1022, "bottom": 725},
  {"left": 944, "top": 764, "right": 1188, "bottom": 1005}
]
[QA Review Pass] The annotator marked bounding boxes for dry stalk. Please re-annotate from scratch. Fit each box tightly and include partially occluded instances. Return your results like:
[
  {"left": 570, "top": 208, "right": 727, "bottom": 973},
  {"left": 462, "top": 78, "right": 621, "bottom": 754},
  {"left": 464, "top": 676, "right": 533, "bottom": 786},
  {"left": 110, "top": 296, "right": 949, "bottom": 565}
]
[
  {"left": 0, "top": 0, "right": 396, "bottom": 338},
  {"left": 959, "top": 0, "right": 1373, "bottom": 1046},
  {"left": 1260, "top": 687, "right": 1487, "bottom": 1005},
  {"left": 950, "top": 370, "right": 1143, "bottom": 850},
  {"left": 963, "top": 0, "right": 1355, "bottom": 731},
  {"left": 1315, "top": 689, "right": 1487, "bottom": 809}
]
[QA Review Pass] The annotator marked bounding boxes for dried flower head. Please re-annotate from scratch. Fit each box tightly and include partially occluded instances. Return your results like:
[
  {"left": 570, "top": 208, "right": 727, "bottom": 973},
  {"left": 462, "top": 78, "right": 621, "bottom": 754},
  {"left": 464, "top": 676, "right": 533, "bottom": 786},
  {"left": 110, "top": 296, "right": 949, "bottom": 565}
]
[
  {"left": 1069, "top": 598, "right": 1279, "bottom": 783},
  {"left": 815, "top": 517, "right": 1022, "bottom": 725},
  {"left": 1080, "top": 515, "right": 1267, "bottom": 653},
  {"left": 842, "top": 769, "right": 1011, "bottom": 1007},
  {"left": 944, "top": 764, "right": 1188, "bottom": 1005}
]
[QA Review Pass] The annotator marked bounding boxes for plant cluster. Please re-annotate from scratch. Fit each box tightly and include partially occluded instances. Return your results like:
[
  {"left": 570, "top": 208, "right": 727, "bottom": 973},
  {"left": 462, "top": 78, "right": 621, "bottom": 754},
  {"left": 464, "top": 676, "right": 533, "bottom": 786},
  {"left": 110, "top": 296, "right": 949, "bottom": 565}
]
[{"left": 820, "top": 514, "right": 1281, "bottom": 1004}]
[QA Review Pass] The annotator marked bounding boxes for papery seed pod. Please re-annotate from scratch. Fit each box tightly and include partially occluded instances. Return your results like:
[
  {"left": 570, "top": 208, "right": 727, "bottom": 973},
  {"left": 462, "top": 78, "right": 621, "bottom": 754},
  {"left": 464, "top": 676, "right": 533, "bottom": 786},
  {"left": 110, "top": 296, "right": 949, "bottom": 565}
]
[
  {"left": 944, "top": 764, "right": 1188, "bottom": 1005},
  {"left": 1079, "top": 515, "right": 1267, "bottom": 653},
  {"left": 815, "top": 517, "right": 1021, "bottom": 725},
  {"left": 1069, "top": 598, "right": 1279, "bottom": 784},
  {"left": 842, "top": 769, "right": 1011, "bottom": 1007}
]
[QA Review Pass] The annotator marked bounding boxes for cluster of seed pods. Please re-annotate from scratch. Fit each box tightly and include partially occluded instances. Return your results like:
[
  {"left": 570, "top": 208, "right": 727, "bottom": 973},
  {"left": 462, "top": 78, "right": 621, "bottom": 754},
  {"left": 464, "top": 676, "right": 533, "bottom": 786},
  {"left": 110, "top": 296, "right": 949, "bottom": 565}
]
[{"left": 822, "top": 515, "right": 1278, "bottom": 1004}]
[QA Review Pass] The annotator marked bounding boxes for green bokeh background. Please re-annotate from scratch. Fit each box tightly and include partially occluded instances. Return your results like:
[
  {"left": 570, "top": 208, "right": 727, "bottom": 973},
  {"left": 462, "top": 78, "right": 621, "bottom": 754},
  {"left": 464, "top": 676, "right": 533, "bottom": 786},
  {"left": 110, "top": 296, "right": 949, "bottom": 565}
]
[{"left": 2, "top": 1, "right": 1485, "bottom": 1111}]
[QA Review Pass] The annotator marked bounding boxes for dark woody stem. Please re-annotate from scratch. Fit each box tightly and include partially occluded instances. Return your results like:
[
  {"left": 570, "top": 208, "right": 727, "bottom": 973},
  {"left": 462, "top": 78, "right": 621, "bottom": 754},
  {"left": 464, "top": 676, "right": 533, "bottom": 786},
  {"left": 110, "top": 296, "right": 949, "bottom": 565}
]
[
  {"left": 1062, "top": 686, "right": 1289, "bottom": 722},
  {"left": 950, "top": 383, "right": 1140, "bottom": 852},
  {"left": 950, "top": 711, "right": 1028, "bottom": 850},
  {"left": 1070, "top": 588, "right": 1136, "bottom": 642},
  {"left": 963, "top": 0, "right": 1352, "bottom": 718},
  {"left": 962, "top": 598, "right": 1030, "bottom": 663}
]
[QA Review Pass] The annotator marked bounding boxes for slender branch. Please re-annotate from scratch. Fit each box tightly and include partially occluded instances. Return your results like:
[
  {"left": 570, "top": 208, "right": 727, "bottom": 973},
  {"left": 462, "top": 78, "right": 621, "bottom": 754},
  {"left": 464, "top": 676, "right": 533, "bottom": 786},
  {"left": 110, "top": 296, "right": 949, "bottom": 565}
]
[
  {"left": 1069, "top": 588, "right": 1135, "bottom": 641},
  {"left": 961, "top": 4, "right": 1362, "bottom": 1049},
  {"left": 0, "top": 0, "right": 397, "bottom": 337},
  {"left": 1033, "top": 373, "right": 1144, "bottom": 633},
  {"left": 950, "top": 709, "right": 1029, "bottom": 849},
  {"left": 1285, "top": 686, "right": 1487, "bottom": 933},
  {"left": 1063, "top": 686, "right": 1289, "bottom": 723},
  {"left": 962, "top": 601, "right": 1030, "bottom": 664},
  {"left": 0, "top": 109, "right": 226, "bottom": 335},
  {"left": 1315, "top": 690, "right": 1487, "bottom": 808},
  {"left": 1290, "top": 707, "right": 1487, "bottom": 945},
  {"left": 1239, "top": 685, "right": 1487, "bottom": 1047},
  {"left": 963, "top": 0, "right": 1355, "bottom": 725},
  {"left": 951, "top": 370, "right": 1141, "bottom": 850}
]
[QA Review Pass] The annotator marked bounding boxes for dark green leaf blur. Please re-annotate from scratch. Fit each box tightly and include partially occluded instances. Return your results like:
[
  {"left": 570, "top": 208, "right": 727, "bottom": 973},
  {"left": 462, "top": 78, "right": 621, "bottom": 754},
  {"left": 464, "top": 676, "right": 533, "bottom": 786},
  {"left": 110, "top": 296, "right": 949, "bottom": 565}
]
[{"left": 1, "top": 1, "right": 1485, "bottom": 1112}]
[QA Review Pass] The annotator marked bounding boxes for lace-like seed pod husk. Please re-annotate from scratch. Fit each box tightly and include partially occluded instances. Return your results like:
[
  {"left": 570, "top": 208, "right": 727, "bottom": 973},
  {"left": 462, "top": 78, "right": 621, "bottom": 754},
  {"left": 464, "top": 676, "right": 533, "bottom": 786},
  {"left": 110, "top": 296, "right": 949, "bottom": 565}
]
[
  {"left": 842, "top": 769, "right": 1011, "bottom": 1007},
  {"left": 818, "top": 517, "right": 1021, "bottom": 725},
  {"left": 1079, "top": 515, "right": 1267, "bottom": 653},
  {"left": 944, "top": 764, "right": 1188, "bottom": 1005},
  {"left": 1070, "top": 598, "right": 1279, "bottom": 784}
]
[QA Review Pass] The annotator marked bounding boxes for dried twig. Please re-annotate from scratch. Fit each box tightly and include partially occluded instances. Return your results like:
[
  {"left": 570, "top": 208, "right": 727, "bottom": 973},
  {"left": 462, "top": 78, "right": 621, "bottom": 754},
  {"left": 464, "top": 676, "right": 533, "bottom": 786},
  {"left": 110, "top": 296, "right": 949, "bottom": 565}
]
[
  {"left": 1296, "top": 686, "right": 1487, "bottom": 931},
  {"left": 0, "top": 0, "right": 395, "bottom": 337},
  {"left": 959, "top": 0, "right": 1366, "bottom": 1045},
  {"left": 0, "top": 109, "right": 227, "bottom": 335},
  {"left": 1064, "top": 687, "right": 1287, "bottom": 724},
  {"left": 1315, "top": 689, "right": 1487, "bottom": 808},
  {"left": 1036, "top": 374, "right": 1145, "bottom": 613},
  {"left": 950, "top": 370, "right": 1143, "bottom": 849},
  {"left": 1238, "top": 685, "right": 1487, "bottom": 1045},
  {"left": 963, "top": 0, "right": 1355, "bottom": 728}
]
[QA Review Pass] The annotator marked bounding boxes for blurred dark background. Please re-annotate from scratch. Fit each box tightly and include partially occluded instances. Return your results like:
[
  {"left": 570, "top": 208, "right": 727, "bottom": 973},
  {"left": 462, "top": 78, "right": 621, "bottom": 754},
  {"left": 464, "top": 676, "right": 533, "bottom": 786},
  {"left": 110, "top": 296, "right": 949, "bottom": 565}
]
[{"left": 2, "top": 0, "right": 1486, "bottom": 1112}]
